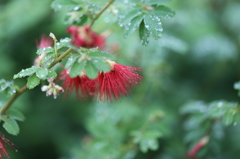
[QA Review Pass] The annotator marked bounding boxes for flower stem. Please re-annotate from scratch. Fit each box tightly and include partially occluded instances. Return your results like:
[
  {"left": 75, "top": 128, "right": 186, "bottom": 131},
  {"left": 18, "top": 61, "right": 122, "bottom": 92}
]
[
  {"left": 0, "top": 48, "right": 73, "bottom": 114},
  {"left": 90, "top": 0, "right": 115, "bottom": 27}
]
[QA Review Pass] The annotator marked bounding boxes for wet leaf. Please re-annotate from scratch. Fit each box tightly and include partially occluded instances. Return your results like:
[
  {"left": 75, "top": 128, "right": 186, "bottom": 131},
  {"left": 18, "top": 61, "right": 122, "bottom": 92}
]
[
  {"left": 69, "top": 60, "right": 87, "bottom": 77},
  {"left": 124, "top": 14, "right": 145, "bottom": 38},
  {"left": 139, "top": 20, "right": 150, "bottom": 46},
  {"left": 2, "top": 116, "right": 20, "bottom": 136},
  {"left": 36, "top": 68, "right": 49, "bottom": 80},
  {"left": 27, "top": 74, "right": 41, "bottom": 89},
  {"left": 85, "top": 61, "right": 99, "bottom": 79},
  {"left": 13, "top": 66, "right": 41, "bottom": 79}
]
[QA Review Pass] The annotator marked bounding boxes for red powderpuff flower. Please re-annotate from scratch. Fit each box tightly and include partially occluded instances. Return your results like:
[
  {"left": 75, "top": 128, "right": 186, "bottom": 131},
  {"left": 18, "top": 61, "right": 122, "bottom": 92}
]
[
  {"left": 0, "top": 133, "right": 18, "bottom": 159},
  {"left": 59, "top": 69, "right": 95, "bottom": 99},
  {"left": 67, "top": 25, "right": 105, "bottom": 49},
  {"left": 34, "top": 35, "right": 53, "bottom": 66},
  {"left": 96, "top": 60, "right": 142, "bottom": 101},
  {"left": 187, "top": 136, "right": 209, "bottom": 159},
  {"left": 59, "top": 60, "right": 142, "bottom": 101}
]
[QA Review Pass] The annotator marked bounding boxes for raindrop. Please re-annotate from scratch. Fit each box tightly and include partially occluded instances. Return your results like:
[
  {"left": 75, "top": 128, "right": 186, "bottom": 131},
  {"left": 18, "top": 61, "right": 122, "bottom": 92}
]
[
  {"left": 73, "top": 6, "right": 79, "bottom": 11},
  {"left": 113, "top": 9, "right": 118, "bottom": 14},
  {"left": 57, "top": 4, "right": 62, "bottom": 9},
  {"left": 218, "top": 102, "right": 223, "bottom": 107},
  {"left": 119, "top": 15, "right": 124, "bottom": 19}
]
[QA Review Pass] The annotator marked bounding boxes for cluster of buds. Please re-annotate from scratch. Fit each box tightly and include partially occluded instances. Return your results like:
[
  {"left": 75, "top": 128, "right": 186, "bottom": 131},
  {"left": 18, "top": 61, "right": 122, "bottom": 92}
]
[
  {"left": 60, "top": 60, "right": 142, "bottom": 102},
  {"left": 67, "top": 25, "right": 105, "bottom": 48},
  {"left": 41, "top": 78, "right": 64, "bottom": 99}
]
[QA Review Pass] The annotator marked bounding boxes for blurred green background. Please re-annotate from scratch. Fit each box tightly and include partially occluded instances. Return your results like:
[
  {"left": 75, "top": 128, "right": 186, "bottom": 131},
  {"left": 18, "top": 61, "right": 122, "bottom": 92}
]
[{"left": 1, "top": 0, "right": 240, "bottom": 158}]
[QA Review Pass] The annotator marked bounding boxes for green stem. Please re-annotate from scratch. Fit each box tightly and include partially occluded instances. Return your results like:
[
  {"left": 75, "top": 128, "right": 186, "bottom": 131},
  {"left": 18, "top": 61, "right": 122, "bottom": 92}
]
[
  {"left": 47, "top": 48, "right": 72, "bottom": 69},
  {"left": 90, "top": 0, "right": 115, "bottom": 27},
  {"left": 0, "top": 48, "right": 73, "bottom": 114},
  {"left": 0, "top": 86, "right": 27, "bottom": 114}
]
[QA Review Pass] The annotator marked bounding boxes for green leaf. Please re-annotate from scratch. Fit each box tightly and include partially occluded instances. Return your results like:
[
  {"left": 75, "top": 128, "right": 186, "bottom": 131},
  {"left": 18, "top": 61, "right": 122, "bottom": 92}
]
[
  {"left": 6, "top": 109, "right": 25, "bottom": 121},
  {"left": 41, "top": 52, "right": 55, "bottom": 64},
  {"left": 132, "top": 130, "right": 162, "bottom": 153},
  {"left": 51, "top": 0, "right": 77, "bottom": 11},
  {"left": 27, "top": 74, "right": 41, "bottom": 89},
  {"left": 180, "top": 101, "right": 208, "bottom": 114},
  {"left": 234, "top": 81, "right": 240, "bottom": 90},
  {"left": 144, "top": 0, "right": 171, "bottom": 5},
  {"left": 86, "top": 50, "right": 115, "bottom": 60},
  {"left": 139, "top": 20, "right": 150, "bottom": 46},
  {"left": 65, "top": 12, "right": 89, "bottom": 25},
  {"left": 0, "top": 79, "right": 16, "bottom": 96},
  {"left": 84, "top": 61, "right": 99, "bottom": 79},
  {"left": 69, "top": 60, "right": 87, "bottom": 77},
  {"left": 47, "top": 70, "right": 57, "bottom": 79},
  {"left": 65, "top": 54, "right": 81, "bottom": 69},
  {"left": 13, "top": 66, "right": 41, "bottom": 79},
  {"left": 36, "top": 68, "right": 49, "bottom": 80},
  {"left": 56, "top": 38, "right": 71, "bottom": 50},
  {"left": 118, "top": 9, "right": 142, "bottom": 26},
  {"left": 233, "top": 113, "right": 240, "bottom": 125},
  {"left": 208, "top": 101, "right": 238, "bottom": 118},
  {"left": 140, "top": 139, "right": 159, "bottom": 153},
  {"left": 223, "top": 111, "right": 234, "bottom": 126},
  {"left": 36, "top": 47, "right": 54, "bottom": 55},
  {"left": 144, "top": 15, "right": 163, "bottom": 39},
  {"left": 92, "top": 60, "right": 110, "bottom": 72},
  {"left": 2, "top": 116, "right": 19, "bottom": 136},
  {"left": 152, "top": 5, "right": 175, "bottom": 18},
  {"left": 124, "top": 14, "right": 145, "bottom": 38}
]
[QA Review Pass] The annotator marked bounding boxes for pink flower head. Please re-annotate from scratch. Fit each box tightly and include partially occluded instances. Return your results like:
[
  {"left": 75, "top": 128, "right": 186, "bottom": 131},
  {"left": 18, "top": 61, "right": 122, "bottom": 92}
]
[
  {"left": 34, "top": 35, "right": 53, "bottom": 66},
  {"left": 187, "top": 136, "right": 209, "bottom": 159},
  {"left": 0, "top": 133, "right": 18, "bottom": 159},
  {"left": 96, "top": 60, "right": 142, "bottom": 101},
  {"left": 59, "top": 60, "right": 142, "bottom": 102},
  {"left": 35, "top": 35, "right": 53, "bottom": 49},
  {"left": 67, "top": 25, "right": 105, "bottom": 49},
  {"left": 59, "top": 69, "right": 95, "bottom": 99}
]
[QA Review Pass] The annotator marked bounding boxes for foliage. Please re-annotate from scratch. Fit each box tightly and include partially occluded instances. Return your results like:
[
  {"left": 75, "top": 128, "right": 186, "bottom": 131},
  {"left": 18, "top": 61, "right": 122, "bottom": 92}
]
[{"left": 1, "top": 0, "right": 240, "bottom": 159}]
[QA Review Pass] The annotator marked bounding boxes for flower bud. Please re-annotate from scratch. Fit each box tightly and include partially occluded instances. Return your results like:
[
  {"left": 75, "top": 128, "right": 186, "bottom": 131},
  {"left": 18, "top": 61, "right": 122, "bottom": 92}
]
[{"left": 41, "top": 79, "right": 64, "bottom": 99}]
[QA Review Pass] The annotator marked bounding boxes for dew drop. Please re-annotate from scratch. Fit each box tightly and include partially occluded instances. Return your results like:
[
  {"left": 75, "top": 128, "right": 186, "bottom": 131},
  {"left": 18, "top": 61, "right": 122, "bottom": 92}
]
[
  {"left": 57, "top": 4, "right": 62, "bottom": 9},
  {"left": 218, "top": 102, "right": 223, "bottom": 107},
  {"left": 73, "top": 6, "right": 80, "bottom": 11}
]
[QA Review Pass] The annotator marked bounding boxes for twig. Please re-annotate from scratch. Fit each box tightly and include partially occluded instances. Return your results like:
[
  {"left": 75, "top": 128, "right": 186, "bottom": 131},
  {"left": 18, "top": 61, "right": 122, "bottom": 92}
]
[
  {"left": 90, "top": 0, "right": 115, "bottom": 27},
  {"left": 0, "top": 48, "right": 73, "bottom": 114}
]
